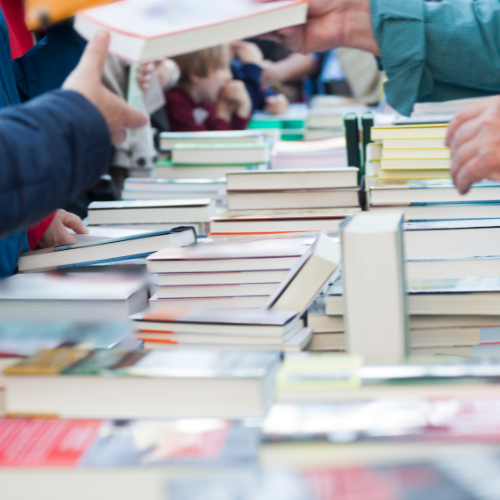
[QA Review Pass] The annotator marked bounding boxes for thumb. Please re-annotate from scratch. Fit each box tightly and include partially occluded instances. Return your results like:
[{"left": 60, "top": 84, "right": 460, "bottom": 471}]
[
  {"left": 105, "top": 89, "right": 149, "bottom": 129},
  {"left": 76, "top": 30, "right": 110, "bottom": 80},
  {"left": 62, "top": 211, "right": 89, "bottom": 235}
]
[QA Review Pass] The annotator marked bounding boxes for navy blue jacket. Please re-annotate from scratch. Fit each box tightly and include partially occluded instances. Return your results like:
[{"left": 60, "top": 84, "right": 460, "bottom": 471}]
[{"left": 0, "top": 12, "right": 110, "bottom": 277}]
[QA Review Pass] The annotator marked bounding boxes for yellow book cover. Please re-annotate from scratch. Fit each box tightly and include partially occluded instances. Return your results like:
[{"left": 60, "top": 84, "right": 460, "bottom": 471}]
[
  {"left": 3, "top": 349, "right": 89, "bottom": 376},
  {"left": 26, "top": 0, "right": 114, "bottom": 30},
  {"left": 379, "top": 169, "right": 451, "bottom": 180}
]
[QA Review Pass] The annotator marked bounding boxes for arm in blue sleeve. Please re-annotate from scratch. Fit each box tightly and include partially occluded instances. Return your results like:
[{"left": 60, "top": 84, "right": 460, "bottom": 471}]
[
  {"left": 0, "top": 90, "right": 112, "bottom": 239},
  {"left": 371, "top": 0, "right": 500, "bottom": 115},
  {"left": 12, "top": 20, "right": 86, "bottom": 102},
  {"left": 233, "top": 62, "right": 268, "bottom": 112}
]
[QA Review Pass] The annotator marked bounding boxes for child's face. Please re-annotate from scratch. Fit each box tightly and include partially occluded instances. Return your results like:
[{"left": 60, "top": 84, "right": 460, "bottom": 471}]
[{"left": 196, "top": 67, "right": 232, "bottom": 102}]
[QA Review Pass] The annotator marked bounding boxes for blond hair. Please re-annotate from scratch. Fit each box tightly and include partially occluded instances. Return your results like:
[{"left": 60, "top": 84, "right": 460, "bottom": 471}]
[{"left": 173, "top": 45, "right": 231, "bottom": 85}]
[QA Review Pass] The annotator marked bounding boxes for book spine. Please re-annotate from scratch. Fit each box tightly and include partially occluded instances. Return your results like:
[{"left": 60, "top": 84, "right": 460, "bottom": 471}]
[{"left": 344, "top": 113, "right": 361, "bottom": 182}]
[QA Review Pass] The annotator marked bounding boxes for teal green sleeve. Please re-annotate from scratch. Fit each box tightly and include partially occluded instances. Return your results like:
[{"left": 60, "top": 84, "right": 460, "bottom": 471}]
[{"left": 371, "top": 0, "right": 500, "bottom": 116}]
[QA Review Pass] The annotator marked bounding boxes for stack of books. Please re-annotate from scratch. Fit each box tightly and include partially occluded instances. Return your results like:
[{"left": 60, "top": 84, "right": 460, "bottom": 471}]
[
  {"left": 370, "top": 124, "right": 449, "bottom": 180},
  {"left": 155, "top": 142, "right": 270, "bottom": 180},
  {"left": 325, "top": 276, "right": 500, "bottom": 356},
  {"left": 159, "top": 130, "right": 265, "bottom": 151},
  {"left": 145, "top": 238, "right": 309, "bottom": 309},
  {"left": 87, "top": 199, "right": 215, "bottom": 237},
  {"left": 369, "top": 178, "right": 500, "bottom": 221},
  {"left": 212, "top": 168, "right": 360, "bottom": 236},
  {"left": 270, "top": 137, "right": 347, "bottom": 169}
]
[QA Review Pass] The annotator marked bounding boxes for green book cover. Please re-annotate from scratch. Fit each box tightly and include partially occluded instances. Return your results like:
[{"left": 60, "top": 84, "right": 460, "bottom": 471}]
[
  {"left": 344, "top": 112, "right": 361, "bottom": 178},
  {"left": 62, "top": 349, "right": 138, "bottom": 375}
]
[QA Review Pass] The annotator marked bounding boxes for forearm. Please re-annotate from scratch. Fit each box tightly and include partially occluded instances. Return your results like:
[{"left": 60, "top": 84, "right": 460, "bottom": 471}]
[
  {"left": 270, "top": 53, "right": 317, "bottom": 83},
  {"left": 0, "top": 90, "right": 112, "bottom": 239},
  {"left": 371, "top": 0, "right": 500, "bottom": 115}
]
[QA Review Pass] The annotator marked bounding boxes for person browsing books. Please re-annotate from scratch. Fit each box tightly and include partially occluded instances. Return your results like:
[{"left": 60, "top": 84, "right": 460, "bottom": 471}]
[
  {"left": 165, "top": 45, "right": 252, "bottom": 132},
  {"left": 0, "top": 30, "right": 147, "bottom": 247},
  {"left": 257, "top": 0, "right": 500, "bottom": 117}
]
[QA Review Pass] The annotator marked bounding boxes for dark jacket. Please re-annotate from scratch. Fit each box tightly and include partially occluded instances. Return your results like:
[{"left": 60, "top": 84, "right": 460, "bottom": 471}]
[{"left": 0, "top": 11, "right": 111, "bottom": 276}]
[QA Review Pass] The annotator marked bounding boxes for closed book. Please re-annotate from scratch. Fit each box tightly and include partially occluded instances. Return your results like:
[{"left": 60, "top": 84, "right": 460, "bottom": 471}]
[
  {"left": 228, "top": 189, "right": 360, "bottom": 211},
  {"left": 149, "top": 295, "right": 269, "bottom": 310},
  {"left": 121, "top": 190, "right": 224, "bottom": 202},
  {"left": 156, "top": 269, "right": 290, "bottom": 286},
  {"left": 370, "top": 179, "right": 500, "bottom": 205},
  {"left": 154, "top": 283, "right": 279, "bottom": 299},
  {"left": 340, "top": 212, "right": 408, "bottom": 361},
  {"left": 382, "top": 148, "right": 450, "bottom": 159},
  {"left": 147, "top": 238, "right": 308, "bottom": 273},
  {"left": 210, "top": 208, "right": 358, "bottom": 235},
  {"left": 381, "top": 158, "right": 450, "bottom": 170},
  {"left": 4, "top": 349, "right": 281, "bottom": 418},
  {"left": 142, "top": 327, "right": 312, "bottom": 353},
  {"left": 124, "top": 177, "right": 222, "bottom": 193},
  {"left": 131, "top": 308, "right": 299, "bottom": 336},
  {"left": 18, "top": 227, "right": 195, "bottom": 272},
  {"left": 327, "top": 276, "right": 500, "bottom": 316},
  {"left": 404, "top": 219, "right": 500, "bottom": 259},
  {"left": 226, "top": 168, "right": 358, "bottom": 191},
  {"left": 0, "top": 417, "right": 261, "bottom": 500},
  {"left": 171, "top": 143, "right": 270, "bottom": 165},
  {"left": 378, "top": 168, "right": 450, "bottom": 180},
  {"left": 155, "top": 160, "right": 266, "bottom": 180},
  {"left": 88, "top": 199, "right": 215, "bottom": 225},
  {"left": 383, "top": 138, "right": 446, "bottom": 149},
  {"left": 371, "top": 124, "right": 448, "bottom": 141},
  {"left": 307, "top": 109, "right": 345, "bottom": 129},
  {"left": 0, "top": 273, "right": 147, "bottom": 321},
  {"left": 160, "top": 130, "right": 264, "bottom": 150},
  {"left": 75, "top": 0, "right": 307, "bottom": 62},
  {"left": 265, "top": 233, "right": 340, "bottom": 315}
]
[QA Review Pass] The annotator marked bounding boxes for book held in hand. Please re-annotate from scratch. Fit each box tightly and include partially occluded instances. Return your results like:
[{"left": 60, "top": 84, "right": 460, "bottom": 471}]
[{"left": 75, "top": 0, "right": 308, "bottom": 63}]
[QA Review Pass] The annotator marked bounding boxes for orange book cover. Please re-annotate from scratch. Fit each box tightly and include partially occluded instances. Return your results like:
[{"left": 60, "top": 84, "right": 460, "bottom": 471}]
[{"left": 25, "top": 0, "right": 114, "bottom": 30}]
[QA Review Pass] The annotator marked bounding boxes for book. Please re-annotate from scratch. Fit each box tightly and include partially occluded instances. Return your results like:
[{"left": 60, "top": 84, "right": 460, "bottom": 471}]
[
  {"left": 160, "top": 130, "right": 264, "bottom": 150},
  {"left": 226, "top": 168, "right": 359, "bottom": 192},
  {"left": 378, "top": 168, "right": 450, "bottom": 180},
  {"left": 155, "top": 159, "right": 266, "bottom": 180},
  {"left": 404, "top": 219, "right": 500, "bottom": 260},
  {"left": 375, "top": 202, "right": 500, "bottom": 221},
  {"left": 154, "top": 283, "right": 279, "bottom": 299},
  {"left": 18, "top": 227, "right": 196, "bottom": 272},
  {"left": 0, "top": 321, "right": 132, "bottom": 357},
  {"left": 210, "top": 208, "right": 359, "bottom": 235},
  {"left": 327, "top": 277, "right": 500, "bottom": 316},
  {"left": 344, "top": 112, "right": 362, "bottom": 172},
  {"left": 340, "top": 212, "right": 408, "bottom": 361},
  {"left": 371, "top": 124, "right": 448, "bottom": 141},
  {"left": 382, "top": 148, "right": 450, "bottom": 159},
  {"left": 147, "top": 238, "right": 308, "bottom": 273},
  {"left": 149, "top": 295, "right": 269, "bottom": 310},
  {"left": 227, "top": 189, "right": 360, "bottom": 211},
  {"left": 370, "top": 179, "right": 500, "bottom": 205},
  {"left": 306, "top": 108, "right": 345, "bottom": 129},
  {"left": 156, "top": 270, "right": 291, "bottom": 286},
  {"left": 383, "top": 138, "right": 447, "bottom": 149},
  {"left": 75, "top": 0, "right": 308, "bottom": 63},
  {"left": 270, "top": 138, "right": 347, "bottom": 169},
  {"left": 407, "top": 256, "right": 500, "bottom": 281},
  {"left": 131, "top": 308, "right": 300, "bottom": 336},
  {"left": 141, "top": 327, "right": 313, "bottom": 353},
  {"left": 121, "top": 190, "right": 225, "bottom": 202},
  {"left": 124, "top": 177, "right": 223, "bottom": 193},
  {"left": 381, "top": 158, "right": 450, "bottom": 170},
  {"left": 171, "top": 143, "right": 270, "bottom": 165},
  {"left": 0, "top": 273, "right": 147, "bottom": 321},
  {"left": 3, "top": 349, "right": 281, "bottom": 418},
  {"left": 0, "top": 418, "right": 261, "bottom": 499},
  {"left": 88, "top": 199, "right": 215, "bottom": 225},
  {"left": 265, "top": 233, "right": 340, "bottom": 315}
]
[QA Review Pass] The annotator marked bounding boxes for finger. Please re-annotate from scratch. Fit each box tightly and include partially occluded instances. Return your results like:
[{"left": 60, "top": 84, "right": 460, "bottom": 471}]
[
  {"left": 450, "top": 138, "right": 477, "bottom": 179},
  {"left": 106, "top": 90, "right": 148, "bottom": 129},
  {"left": 449, "top": 116, "right": 482, "bottom": 156},
  {"left": 454, "top": 156, "right": 484, "bottom": 195},
  {"left": 74, "top": 30, "right": 110, "bottom": 81},
  {"left": 63, "top": 212, "right": 89, "bottom": 234},
  {"left": 446, "top": 101, "right": 489, "bottom": 147},
  {"left": 111, "top": 127, "right": 128, "bottom": 145}
]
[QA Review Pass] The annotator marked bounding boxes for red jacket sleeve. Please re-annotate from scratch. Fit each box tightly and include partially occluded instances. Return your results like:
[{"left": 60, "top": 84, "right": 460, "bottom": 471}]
[{"left": 27, "top": 212, "right": 55, "bottom": 250}]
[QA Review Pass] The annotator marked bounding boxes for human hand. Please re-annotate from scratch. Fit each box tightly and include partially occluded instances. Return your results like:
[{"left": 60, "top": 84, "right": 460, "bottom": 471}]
[
  {"left": 219, "top": 80, "right": 252, "bottom": 119},
  {"left": 136, "top": 62, "right": 155, "bottom": 91},
  {"left": 265, "top": 94, "right": 289, "bottom": 115},
  {"left": 261, "top": 61, "right": 282, "bottom": 83},
  {"left": 38, "top": 210, "right": 88, "bottom": 249},
  {"left": 156, "top": 59, "right": 180, "bottom": 90},
  {"left": 63, "top": 31, "right": 148, "bottom": 144},
  {"left": 232, "top": 41, "right": 264, "bottom": 65},
  {"left": 256, "top": 0, "right": 379, "bottom": 55},
  {"left": 446, "top": 97, "right": 500, "bottom": 194}
]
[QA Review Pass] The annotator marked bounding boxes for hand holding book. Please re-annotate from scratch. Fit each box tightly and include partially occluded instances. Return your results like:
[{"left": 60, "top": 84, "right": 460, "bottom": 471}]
[
  {"left": 256, "top": 0, "right": 380, "bottom": 55},
  {"left": 63, "top": 31, "right": 148, "bottom": 144}
]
